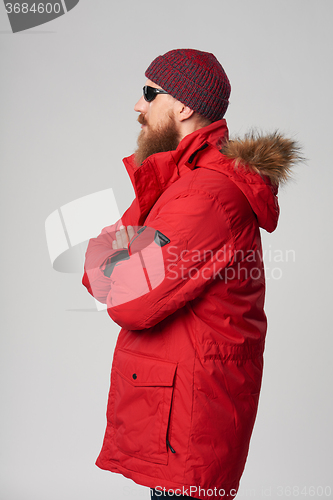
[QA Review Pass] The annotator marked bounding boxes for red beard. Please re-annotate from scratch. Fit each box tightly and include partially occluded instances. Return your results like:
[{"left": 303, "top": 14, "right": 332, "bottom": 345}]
[{"left": 134, "top": 112, "right": 181, "bottom": 166}]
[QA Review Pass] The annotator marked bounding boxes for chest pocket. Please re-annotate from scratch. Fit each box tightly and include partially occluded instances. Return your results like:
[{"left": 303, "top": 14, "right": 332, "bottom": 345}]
[{"left": 113, "top": 349, "right": 177, "bottom": 464}]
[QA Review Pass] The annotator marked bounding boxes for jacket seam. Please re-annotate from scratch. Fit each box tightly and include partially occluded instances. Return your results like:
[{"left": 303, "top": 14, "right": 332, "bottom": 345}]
[
  {"left": 189, "top": 168, "right": 257, "bottom": 235},
  {"left": 150, "top": 156, "right": 167, "bottom": 192},
  {"left": 151, "top": 186, "right": 236, "bottom": 248},
  {"left": 158, "top": 185, "right": 252, "bottom": 245}
]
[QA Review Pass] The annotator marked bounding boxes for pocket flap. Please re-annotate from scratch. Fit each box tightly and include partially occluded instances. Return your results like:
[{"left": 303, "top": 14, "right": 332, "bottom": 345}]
[{"left": 115, "top": 349, "right": 177, "bottom": 387}]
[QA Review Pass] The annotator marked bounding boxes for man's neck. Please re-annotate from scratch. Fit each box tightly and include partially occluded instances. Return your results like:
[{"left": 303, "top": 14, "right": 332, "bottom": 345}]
[{"left": 177, "top": 115, "right": 212, "bottom": 142}]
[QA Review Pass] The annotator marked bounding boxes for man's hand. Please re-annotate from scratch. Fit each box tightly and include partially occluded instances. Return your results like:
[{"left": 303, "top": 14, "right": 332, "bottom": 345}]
[{"left": 112, "top": 225, "right": 135, "bottom": 250}]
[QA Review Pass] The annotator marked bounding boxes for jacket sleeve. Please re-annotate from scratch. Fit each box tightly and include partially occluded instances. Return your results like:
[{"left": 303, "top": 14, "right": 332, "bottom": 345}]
[
  {"left": 88, "top": 189, "right": 236, "bottom": 330},
  {"left": 82, "top": 198, "right": 139, "bottom": 302}
]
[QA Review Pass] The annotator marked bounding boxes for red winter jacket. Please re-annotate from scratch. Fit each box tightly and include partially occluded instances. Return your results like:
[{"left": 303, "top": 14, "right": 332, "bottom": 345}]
[{"left": 82, "top": 120, "right": 297, "bottom": 499}]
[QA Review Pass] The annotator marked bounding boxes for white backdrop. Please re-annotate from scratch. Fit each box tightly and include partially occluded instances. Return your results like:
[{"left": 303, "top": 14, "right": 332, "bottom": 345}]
[{"left": 1, "top": 1, "right": 332, "bottom": 499}]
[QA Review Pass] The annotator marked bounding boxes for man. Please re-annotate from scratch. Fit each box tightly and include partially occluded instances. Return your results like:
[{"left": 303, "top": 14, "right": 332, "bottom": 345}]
[{"left": 83, "top": 49, "right": 299, "bottom": 499}]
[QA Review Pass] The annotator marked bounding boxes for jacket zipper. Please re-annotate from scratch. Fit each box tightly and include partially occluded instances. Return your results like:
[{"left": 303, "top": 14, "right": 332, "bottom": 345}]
[{"left": 166, "top": 438, "right": 176, "bottom": 454}]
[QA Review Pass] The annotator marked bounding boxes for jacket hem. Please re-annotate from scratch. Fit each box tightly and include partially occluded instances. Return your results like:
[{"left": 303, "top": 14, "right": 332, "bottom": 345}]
[{"left": 96, "top": 458, "right": 239, "bottom": 500}]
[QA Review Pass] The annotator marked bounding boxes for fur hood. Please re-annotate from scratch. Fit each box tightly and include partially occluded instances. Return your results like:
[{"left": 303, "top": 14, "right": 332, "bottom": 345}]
[
  {"left": 221, "top": 131, "right": 302, "bottom": 186},
  {"left": 125, "top": 121, "right": 302, "bottom": 233}
]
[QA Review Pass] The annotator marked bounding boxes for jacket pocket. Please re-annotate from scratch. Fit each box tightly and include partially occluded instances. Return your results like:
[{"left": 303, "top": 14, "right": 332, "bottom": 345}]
[{"left": 113, "top": 349, "right": 177, "bottom": 464}]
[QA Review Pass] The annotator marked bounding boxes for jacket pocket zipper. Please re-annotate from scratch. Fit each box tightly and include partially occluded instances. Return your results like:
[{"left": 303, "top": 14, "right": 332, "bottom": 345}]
[{"left": 166, "top": 438, "right": 176, "bottom": 454}]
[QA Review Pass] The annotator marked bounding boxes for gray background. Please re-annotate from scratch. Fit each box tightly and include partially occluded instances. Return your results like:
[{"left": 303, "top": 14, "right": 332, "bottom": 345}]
[{"left": 1, "top": 1, "right": 332, "bottom": 499}]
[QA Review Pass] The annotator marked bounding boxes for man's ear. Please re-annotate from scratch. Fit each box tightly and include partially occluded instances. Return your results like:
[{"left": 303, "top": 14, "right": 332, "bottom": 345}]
[{"left": 175, "top": 102, "right": 195, "bottom": 122}]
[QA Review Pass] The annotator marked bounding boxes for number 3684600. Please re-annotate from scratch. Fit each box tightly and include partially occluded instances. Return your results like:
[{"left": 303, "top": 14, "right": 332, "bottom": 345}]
[{"left": 5, "top": 3, "right": 61, "bottom": 14}]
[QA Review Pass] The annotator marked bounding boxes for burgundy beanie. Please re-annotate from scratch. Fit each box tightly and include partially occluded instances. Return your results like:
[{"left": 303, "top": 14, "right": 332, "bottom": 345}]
[{"left": 145, "top": 48, "right": 231, "bottom": 122}]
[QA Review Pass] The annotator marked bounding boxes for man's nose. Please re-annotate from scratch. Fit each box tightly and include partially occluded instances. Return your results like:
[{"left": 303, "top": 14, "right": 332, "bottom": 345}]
[{"left": 134, "top": 95, "right": 148, "bottom": 113}]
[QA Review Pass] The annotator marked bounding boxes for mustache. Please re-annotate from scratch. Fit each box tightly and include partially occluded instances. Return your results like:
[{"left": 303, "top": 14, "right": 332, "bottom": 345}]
[{"left": 137, "top": 114, "right": 147, "bottom": 126}]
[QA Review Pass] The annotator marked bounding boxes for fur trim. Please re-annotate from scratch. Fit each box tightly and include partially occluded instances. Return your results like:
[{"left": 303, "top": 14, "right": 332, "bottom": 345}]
[{"left": 221, "top": 131, "right": 302, "bottom": 186}]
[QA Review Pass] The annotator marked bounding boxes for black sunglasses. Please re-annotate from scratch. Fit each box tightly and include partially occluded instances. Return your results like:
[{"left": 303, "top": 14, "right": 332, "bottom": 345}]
[{"left": 143, "top": 85, "right": 169, "bottom": 102}]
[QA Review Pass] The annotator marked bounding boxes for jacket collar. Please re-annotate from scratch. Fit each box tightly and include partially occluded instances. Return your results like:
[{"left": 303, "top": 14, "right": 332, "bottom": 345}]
[{"left": 123, "top": 120, "right": 229, "bottom": 223}]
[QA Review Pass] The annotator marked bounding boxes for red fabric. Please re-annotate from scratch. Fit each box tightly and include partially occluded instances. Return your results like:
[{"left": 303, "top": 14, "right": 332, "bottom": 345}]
[{"left": 82, "top": 120, "right": 279, "bottom": 499}]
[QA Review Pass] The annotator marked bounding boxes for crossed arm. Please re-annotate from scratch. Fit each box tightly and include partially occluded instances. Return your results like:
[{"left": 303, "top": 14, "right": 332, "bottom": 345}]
[{"left": 83, "top": 191, "right": 234, "bottom": 330}]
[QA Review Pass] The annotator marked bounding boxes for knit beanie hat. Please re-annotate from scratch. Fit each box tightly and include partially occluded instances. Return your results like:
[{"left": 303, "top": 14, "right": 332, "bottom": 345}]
[{"left": 145, "top": 48, "right": 231, "bottom": 122}]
